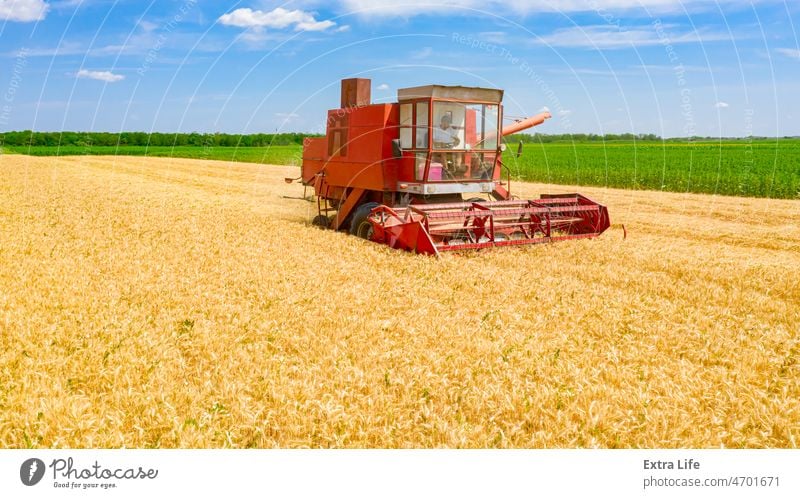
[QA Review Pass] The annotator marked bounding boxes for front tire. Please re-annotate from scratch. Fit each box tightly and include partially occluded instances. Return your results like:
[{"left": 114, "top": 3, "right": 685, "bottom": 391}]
[{"left": 349, "top": 202, "right": 380, "bottom": 239}]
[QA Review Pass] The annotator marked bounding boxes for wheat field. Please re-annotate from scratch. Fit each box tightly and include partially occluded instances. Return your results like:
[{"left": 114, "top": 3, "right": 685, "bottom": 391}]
[{"left": 1, "top": 154, "right": 798, "bottom": 448}]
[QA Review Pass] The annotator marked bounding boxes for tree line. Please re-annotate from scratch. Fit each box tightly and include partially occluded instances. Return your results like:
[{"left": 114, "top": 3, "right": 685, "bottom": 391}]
[
  {"left": 505, "top": 133, "right": 785, "bottom": 143},
  {"left": 0, "top": 131, "right": 319, "bottom": 148},
  {"left": 506, "top": 133, "right": 667, "bottom": 143},
  {"left": 1, "top": 130, "right": 787, "bottom": 148}
]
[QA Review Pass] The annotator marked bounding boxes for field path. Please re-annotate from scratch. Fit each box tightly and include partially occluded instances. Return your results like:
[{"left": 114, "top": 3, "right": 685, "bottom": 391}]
[{"left": 1, "top": 154, "right": 798, "bottom": 448}]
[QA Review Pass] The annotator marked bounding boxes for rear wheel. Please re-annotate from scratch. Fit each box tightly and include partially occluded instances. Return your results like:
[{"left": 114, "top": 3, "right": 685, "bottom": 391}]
[
  {"left": 312, "top": 214, "right": 330, "bottom": 228},
  {"left": 349, "top": 202, "right": 380, "bottom": 239}
]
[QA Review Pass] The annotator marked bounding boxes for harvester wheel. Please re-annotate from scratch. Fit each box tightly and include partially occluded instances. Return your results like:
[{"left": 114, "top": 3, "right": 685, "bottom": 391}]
[
  {"left": 350, "top": 202, "right": 380, "bottom": 239},
  {"left": 312, "top": 214, "right": 330, "bottom": 228}
]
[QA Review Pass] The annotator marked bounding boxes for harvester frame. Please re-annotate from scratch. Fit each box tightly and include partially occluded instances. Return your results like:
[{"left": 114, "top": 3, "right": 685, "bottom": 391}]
[{"left": 294, "top": 78, "right": 609, "bottom": 255}]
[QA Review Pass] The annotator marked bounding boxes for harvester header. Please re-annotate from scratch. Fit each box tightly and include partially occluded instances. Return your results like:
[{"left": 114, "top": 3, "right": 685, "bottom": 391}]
[{"left": 294, "top": 78, "right": 609, "bottom": 255}]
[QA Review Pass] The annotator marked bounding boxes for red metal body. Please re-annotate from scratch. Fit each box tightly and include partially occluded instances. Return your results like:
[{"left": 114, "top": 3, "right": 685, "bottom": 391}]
[
  {"left": 368, "top": 195, "right": 609, "bottom": 256},
  {"left": 298, "top": 79, "right": 610, "bottom": 254}
]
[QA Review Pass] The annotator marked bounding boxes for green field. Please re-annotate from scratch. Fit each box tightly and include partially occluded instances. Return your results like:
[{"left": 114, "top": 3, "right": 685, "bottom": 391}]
[
  {"left": 3, "top": 140, "right": 799, "bottom": 199},
  {"left": 504, "top": 140, "right": 800, "bottom": 199}
]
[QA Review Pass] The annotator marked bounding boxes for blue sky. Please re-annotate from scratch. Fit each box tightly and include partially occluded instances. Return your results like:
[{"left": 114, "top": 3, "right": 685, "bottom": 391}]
[{"left": 0, "top": 0, "right": 798, "bottom": 137}]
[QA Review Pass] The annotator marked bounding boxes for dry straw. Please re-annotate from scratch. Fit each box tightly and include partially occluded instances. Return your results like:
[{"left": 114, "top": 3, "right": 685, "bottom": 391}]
[{"left": 0, "top": 154, "right": 797, "bottom": 448}]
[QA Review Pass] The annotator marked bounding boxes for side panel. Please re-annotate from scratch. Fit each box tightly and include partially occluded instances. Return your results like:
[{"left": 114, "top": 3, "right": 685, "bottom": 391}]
[
  {"left": 323, "top": 159, "right": 384, "bottom": 191},
  {"left": 395, "top": 152, "right": 420, "bottom": 184},
  {"left": 322, "top": 104, "right": 397, "bottom": 192},
  {"left": 381, "top": 104, "right": 404, "bottom": 187},
  {"left": 301, "top": 137, "right": 327, "bottom": 184}
]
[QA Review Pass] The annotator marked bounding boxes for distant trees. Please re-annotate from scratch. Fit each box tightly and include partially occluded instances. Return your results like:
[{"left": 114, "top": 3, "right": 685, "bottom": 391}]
[
  {"left": 505, "top": 132, "right": 662, "bottom": 143},
  {"left": 502, "top": 133, "right": 781, "bottom": 143},
  {"left": 0, "top": 131, "right": 319, "bottom": 148},
  {"left": 1, "top": 131, "right": 783, "bottom": 149}
]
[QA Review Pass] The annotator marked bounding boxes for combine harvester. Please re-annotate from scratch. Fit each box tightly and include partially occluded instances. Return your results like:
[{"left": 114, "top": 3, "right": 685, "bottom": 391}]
[{"left": 293, "top": 79, "right": 609, "bottom": 255}]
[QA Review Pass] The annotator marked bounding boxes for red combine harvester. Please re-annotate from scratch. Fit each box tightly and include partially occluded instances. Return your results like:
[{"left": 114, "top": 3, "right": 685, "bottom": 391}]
[{"left": 295, "top": 78, "right": 609, "bottom": 255}]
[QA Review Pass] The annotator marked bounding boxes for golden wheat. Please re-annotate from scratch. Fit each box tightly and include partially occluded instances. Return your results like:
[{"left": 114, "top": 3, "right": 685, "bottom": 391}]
[{"left": 0, "top": 154, "right": 797, "bottom": 448}]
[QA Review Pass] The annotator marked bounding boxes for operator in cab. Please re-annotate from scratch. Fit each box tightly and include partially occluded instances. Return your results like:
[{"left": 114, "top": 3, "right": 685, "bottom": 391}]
[
  {"left": 432, "top": 113, "right": 465, "bottom": 178},
  {"left": 433, "top": 114, "right": 460, "bottom": 148}
]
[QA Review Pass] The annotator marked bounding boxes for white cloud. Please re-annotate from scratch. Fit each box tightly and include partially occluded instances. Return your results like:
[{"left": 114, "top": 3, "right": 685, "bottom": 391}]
[
  {"left": 376, "top": 83, "right": 390, "bottom": 90},
  {"left": 411, "top": 46, "right": 433, "bottom": 59},
  {"left": 52, "top": 0, "right": 87, "bottom": 8},
  {"left": 776, "top": 48, "right": 800, "bottom": 59},
  {"left": 0, "top": 0, "right": 49, "bottom": 22},
  {"left": 633, "top": 64, "right": 711, "bottom": 73},
  {"left": 547, "top": 67, "right": 635, "bottom": 77},
  {"left": 76, "top": 69, "right": 124, "bottom": 82},
  {"left": 275, "top": 112, "right": 300, "bottom": 120},
  {"left": 296, "top": 20, "right": 335, "bottom": 31},
  {"left": 337, "top": 0, "right": 766, "bottom": 17},
  {"left": 714, "top": 101, "right": 729, "bottom": 108},
  {"left": 238, "top": 30, "right": 265, "bottom": 43},
  {"left": 219, "top": 7, "right": 336, "bottom": 32},
  {"left": 534, "top": 25, "right": 733, "bottom": 49},
  {"left": 479, "top": 31, "right": 508, "bottom": 44},
  {"left": 137, "top": 19, "right": 158, "bottom": 33}
]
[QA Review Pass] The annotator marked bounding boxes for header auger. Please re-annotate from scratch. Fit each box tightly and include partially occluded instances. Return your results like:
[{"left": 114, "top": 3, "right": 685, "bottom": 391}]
[{"left": 293, "top": 78, "right": 609, "bottom": 255}]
